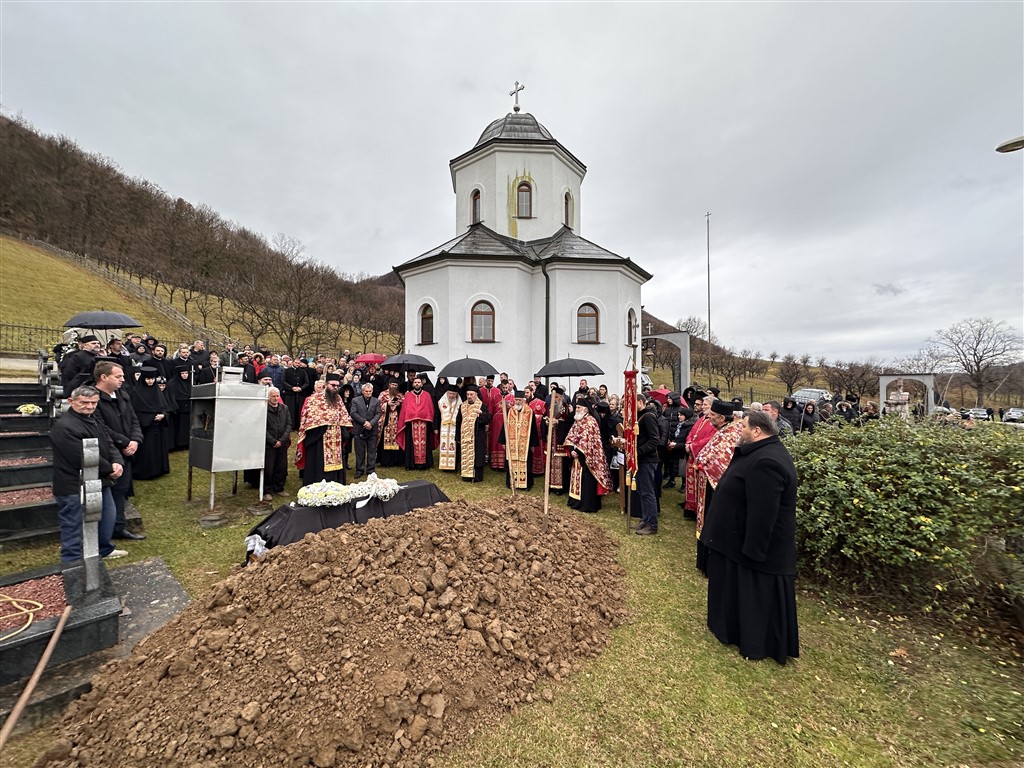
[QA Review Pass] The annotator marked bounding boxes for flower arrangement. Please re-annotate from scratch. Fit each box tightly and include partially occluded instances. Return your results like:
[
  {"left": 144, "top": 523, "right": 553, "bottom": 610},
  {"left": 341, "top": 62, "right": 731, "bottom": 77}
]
[
  {"left": 16, "top": 404, "right": 42, "bottom": 415},
  {"left": 296, "top": 473, "right": 401, "bottom": 508}
]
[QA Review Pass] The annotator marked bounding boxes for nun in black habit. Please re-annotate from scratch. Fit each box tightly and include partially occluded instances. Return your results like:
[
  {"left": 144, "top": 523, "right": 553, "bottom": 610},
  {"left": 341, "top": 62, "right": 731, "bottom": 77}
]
[
  {"left": 168, "top": 361, "right": 193, "bottom": 451},
  {"left": 131, "top": 367, "right": 172, "bottom": 479}
]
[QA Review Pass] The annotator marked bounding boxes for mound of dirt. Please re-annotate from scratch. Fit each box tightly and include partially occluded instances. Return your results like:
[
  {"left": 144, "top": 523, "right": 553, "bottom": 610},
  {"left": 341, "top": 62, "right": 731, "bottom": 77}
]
[{"left": 37, "top": 496, "right": 628, "bottom": 768}]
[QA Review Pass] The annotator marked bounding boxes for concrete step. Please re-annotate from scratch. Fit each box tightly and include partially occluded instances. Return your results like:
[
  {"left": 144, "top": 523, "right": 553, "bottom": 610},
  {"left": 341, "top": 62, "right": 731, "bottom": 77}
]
[
  {"left": 0, "top": 432, "right": 50, "bottom": 458},
  {"left": 0, "top": 463, "right": 52, "bottom": 488},
  {"left": 0, "top": 414, "right": 50, "bottom": 433},
  {"left": 0, "top": 498, "right": 58, "bottom": 541}
]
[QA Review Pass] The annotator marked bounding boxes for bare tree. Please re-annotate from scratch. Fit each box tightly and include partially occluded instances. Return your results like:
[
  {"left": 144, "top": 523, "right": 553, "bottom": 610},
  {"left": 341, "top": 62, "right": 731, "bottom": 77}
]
[
  {"left": 776, "top": 354, "right": 804, "bottom": 394},
  {"left": 928, "top": 318, "right": 1022, "bottom": 406}
]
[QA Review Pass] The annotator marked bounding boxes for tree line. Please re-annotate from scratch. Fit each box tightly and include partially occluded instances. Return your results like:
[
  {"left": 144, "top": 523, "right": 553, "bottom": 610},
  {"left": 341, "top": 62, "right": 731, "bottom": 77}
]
[{"left": 0, "top": 113, "right": 404, "bottom": 356}]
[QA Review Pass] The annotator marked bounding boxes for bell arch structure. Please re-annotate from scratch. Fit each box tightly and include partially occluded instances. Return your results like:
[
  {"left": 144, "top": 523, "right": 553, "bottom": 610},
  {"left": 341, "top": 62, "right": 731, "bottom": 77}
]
[{"left": 878, "top": 373, "right": 938, "bottom": 418}]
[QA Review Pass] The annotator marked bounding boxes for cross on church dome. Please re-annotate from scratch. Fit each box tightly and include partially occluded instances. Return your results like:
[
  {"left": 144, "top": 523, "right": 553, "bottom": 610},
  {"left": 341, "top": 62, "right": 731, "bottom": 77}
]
[{"left": 509, "top": 80, "right": 524, "bottom": 113}]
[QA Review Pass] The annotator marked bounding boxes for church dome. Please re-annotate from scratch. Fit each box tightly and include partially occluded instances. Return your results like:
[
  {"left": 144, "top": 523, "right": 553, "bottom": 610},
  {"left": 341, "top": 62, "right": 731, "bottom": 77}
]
[{"left": 473, "top": 112, "right": 556, "bottom": 147}]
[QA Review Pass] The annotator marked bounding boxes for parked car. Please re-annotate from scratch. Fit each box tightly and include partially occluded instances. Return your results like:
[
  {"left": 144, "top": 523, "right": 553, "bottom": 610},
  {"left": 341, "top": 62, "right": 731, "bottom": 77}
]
[
  {"left": 1001, "top": 407, "right": 1024, "bottom": 423},
  {"left": 791, "top": 388, "right": 831, "bottom": 407},
  {"left": 967, "top": 408, "right": 990, "bottom": 421}
]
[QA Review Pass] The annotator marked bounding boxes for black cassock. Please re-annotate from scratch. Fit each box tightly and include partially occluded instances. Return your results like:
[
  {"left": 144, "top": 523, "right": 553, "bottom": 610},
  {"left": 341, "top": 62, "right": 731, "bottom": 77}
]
[
  {"left": 567, "top": 449, "right": 602, "bottom": 513},
  {"left": 131, "top": 380, "right": 172, "bottom": 479},
  {"left": 168, "top": 369, "right": 192, "bottom": 451},
  {"left": 455, "top": 403, "right": 490, "bottom": 482},
  {"left": 282, "top": 366, "right": 308, "bottom": 431},
  {"left": 300, "top": 425, "right": 350, "bottom": 485}
]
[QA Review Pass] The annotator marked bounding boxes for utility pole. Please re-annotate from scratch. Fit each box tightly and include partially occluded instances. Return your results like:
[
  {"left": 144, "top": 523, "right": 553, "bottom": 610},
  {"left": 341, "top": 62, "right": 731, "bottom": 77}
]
[{"left": 706, "top": 211, "right": 712, "bottom": 388}]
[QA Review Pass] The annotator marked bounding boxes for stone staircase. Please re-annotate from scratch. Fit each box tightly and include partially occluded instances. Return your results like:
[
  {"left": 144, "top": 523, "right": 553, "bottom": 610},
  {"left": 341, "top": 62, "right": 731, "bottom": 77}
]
[{"left": 0, "top": 356, "right": 58, "bottom": 542}]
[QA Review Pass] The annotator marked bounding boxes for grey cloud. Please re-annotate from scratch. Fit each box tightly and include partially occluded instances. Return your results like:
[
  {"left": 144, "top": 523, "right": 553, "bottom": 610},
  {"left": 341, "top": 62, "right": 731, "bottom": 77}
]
[{"left": 872, "top": 283, "right": 907, "bottom": 297}]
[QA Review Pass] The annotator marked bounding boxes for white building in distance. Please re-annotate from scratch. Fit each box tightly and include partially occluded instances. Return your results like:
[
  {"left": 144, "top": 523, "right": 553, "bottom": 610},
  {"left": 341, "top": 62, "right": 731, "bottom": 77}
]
[{"left": 394, "top": 96, "right": 651, "bottom": 392}]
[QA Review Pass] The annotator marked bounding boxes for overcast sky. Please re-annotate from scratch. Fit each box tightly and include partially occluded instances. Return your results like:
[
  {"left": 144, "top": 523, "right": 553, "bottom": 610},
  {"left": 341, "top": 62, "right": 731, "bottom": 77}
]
[{"left": 2, "top": 2, "right": 1022, "bottom": 362}]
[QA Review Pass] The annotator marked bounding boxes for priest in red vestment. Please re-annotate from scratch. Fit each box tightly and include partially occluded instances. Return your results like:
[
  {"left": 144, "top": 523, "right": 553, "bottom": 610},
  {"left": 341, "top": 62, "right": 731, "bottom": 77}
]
[
  {"left": 396, "top": 375, "right": 437, "bottom": 470},
  {"left": 684, "top": 392, "right": 715, "bottom": 519},
  {"left": 525, "top": 385, "right": 547, "bottom": 476}
]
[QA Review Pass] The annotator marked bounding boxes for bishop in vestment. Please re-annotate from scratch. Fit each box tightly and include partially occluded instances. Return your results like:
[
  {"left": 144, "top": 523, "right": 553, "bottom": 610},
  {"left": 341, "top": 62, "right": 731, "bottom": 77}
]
[
  {"left": 456, "top": 387, "right": 490, "bottom": 482},
  {"left": 296, "top": 373, "right": 353, "bottom": 484},
  {"left": 564, "top": 401, "right": 613, "bottom": 512},
  {"left": 436, "top": 388, "right": 462, "bottom": 471},
  {"left": 499, "top": 391, "right": 539, "bottom": 490},
  {"left": 376, "top": 381, "right": 405, "bottom": 467}
]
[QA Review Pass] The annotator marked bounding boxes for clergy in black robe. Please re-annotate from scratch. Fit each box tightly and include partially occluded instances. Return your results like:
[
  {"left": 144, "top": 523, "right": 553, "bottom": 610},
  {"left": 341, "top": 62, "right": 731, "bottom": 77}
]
[
  {"left": 131, "top": 367, "right": 172, "bottom": 480},
  {"left": 564, "top": 401, "right": 613, "bottom": 512},
  {"left": 168, "top": 362, "right": 193, "bottom": 451},
  {"left": 282, "top": 360, "right": 308, "bottom": 431},
  {"left": 701, "top": 409, "right": 800, "bottom": 665},
  {"left": 499, "top": 391, "right": 539, "bottom": 490},
  {"left": 296, "top": 374, "right": 353, "bottom": 484},
  {"left": 376, "top": 382, "right": 405, "bottom": 467},
  {"left": 455, "top": 387, "right": 490, "bottom": 482}
]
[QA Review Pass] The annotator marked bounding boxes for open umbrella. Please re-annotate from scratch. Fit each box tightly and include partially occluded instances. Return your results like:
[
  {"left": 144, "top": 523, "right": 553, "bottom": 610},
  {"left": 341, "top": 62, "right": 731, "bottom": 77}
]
[
  {"left": 381, "top": 353, "right": 435, "bottom": 373},
  {"left": 353, "top": 353, "right": 387, "bottom": 364},
  {"left": 648, "top": 387, "right": 671, "bottom": 405},
  {"left": 534, "top": 356, "right": 604, "bottom": 378},
  {"left": 64, "top": 310, "right": 142, "bottom": 329},
  {"left": 437, "top": 356, "right": 498, "bottom": 380}
]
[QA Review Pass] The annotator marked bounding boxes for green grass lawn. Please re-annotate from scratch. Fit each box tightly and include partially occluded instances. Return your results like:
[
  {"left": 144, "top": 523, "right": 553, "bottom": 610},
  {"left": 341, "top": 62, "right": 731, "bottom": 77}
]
[{"left": 2, "top": 447, "right": 1020, "bottom": 767}]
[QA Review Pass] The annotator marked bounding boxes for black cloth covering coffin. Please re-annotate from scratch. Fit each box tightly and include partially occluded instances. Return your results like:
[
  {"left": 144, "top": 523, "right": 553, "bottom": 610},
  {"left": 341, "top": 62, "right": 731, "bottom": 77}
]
[{"left": 248, "top": 479, "right": 450, "bottom": 549}]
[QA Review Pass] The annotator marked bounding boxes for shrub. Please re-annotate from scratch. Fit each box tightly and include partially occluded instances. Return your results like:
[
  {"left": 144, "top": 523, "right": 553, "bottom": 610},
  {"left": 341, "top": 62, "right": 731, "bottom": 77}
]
[{"left": 788, "top": 419, "right": 1024, "bottom": 622}]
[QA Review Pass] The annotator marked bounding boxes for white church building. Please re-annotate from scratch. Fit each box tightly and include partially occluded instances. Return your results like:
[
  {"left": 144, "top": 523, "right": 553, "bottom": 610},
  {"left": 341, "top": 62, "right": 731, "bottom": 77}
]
[{"left": 394, "top": 94, "right": 651, "bottom": 391}]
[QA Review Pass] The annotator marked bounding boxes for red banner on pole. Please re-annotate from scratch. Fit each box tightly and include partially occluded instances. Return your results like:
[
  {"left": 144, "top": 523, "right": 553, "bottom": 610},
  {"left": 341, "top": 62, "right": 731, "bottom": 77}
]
[{"left": 623, "top": 359, "right": 639, "bottom": 491}]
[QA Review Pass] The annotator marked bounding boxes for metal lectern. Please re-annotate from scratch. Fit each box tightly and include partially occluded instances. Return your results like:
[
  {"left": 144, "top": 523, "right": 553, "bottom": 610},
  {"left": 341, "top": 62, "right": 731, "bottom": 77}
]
[{"left": 187, "top": 367, "right": 267, "bottom": 510}]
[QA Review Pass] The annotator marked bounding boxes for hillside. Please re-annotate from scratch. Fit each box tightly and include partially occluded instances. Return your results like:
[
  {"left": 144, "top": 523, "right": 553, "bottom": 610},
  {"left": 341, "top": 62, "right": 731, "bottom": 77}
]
[{"left": 0, "top": 236, "right": 197, "bottom": 348}]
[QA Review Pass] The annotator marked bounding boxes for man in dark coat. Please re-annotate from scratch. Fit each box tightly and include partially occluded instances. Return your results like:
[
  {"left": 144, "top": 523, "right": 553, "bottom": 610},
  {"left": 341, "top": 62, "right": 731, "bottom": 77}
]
[
  {"left": 262, "top": 387, "right": 291, "bottom": 499},
  {"left": 701, "top": 409, "right": 799, "bottom": 665},
  {"left": 50, "top": 385, "right": 125, "bottom": 562},
  {"left": 348, "top": 382, "right": 381, "bottom": 478},
  {"left": 634, "top": 393, "right": 662, "bottom": 535},
  {"left": 93, "top": 361, "right": 146, "bottom": 541},
  {"left": 60, "top": 334, "right": 104, "bottom": 397}
]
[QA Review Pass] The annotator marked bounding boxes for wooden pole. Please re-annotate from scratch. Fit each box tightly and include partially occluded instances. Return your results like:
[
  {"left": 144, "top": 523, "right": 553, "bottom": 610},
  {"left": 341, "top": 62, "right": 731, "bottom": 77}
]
[
  {"left": 0, "top": 605, "right": 73, "bottom": 749},
  {"left": 542, "top": 391, "right": 561, "bottom": 528}
]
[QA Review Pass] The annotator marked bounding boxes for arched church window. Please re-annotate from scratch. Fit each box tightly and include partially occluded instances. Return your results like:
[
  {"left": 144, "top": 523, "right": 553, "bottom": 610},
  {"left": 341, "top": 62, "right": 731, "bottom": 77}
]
[
  {"left": 577, "top": 303, "right": 599, "bottom": 343},
  {"left": 420, "top": 305, "right": 434, "bottom": 345},
  {"left": 471, "top": 301, "right": 495, "bottom": 342},
  {"left": 627, "top": 308, "right": 637, "bottom": 346},
  {"left": 564, "top": 192, "right": 572, "bottom": 228},
  {"left": 471, "top": 190, "right": 481, "bottom": 224},
  {"left": 517, "top": 183, "right": 532, "bottom": 218}
]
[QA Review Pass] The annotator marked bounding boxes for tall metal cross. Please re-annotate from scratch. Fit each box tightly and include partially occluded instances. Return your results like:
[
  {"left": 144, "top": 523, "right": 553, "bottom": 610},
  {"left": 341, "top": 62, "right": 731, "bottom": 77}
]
[{"left": 509, "top": 81, "right": 525, "bottom": 113}]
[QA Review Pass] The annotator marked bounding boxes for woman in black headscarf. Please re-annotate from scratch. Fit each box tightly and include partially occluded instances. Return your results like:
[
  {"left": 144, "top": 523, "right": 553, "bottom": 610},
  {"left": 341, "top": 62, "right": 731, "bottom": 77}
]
[
  {"left": 168, "top": 361, "right": 193, "bottom": 451},
  {"left": 339, "top": 382, "right": 355, "bottom": 470},
  {"left": 132, "top": 367, "right": 172, "bottom": 478}
]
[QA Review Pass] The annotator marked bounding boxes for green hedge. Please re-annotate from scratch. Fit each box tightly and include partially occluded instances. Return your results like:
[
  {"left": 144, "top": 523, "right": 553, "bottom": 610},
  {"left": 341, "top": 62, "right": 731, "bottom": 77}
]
[{"left": 788, "top": 419, "right": 1024, "bottom": 621}]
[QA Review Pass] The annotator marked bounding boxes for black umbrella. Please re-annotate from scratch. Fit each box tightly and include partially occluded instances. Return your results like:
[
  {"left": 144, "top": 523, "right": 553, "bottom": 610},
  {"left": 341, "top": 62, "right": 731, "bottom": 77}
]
[
  {"left": 437, "top": 356, "right": 499, "bottom": 380},
  {"left": 65, "top": 310, "right": 142, "bottom": 329},
  {"left": 381, "top": 353, "right": 435, "bottom": 373},
  {"left": 534, "top": 356, "right": 604, "bottom": 378}
]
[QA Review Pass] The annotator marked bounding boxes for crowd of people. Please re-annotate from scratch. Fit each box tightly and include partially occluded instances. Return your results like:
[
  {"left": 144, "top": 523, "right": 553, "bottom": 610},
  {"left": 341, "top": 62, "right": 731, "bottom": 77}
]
[{"left": 54, "top": 332, "right": 834, "bottom": 665}]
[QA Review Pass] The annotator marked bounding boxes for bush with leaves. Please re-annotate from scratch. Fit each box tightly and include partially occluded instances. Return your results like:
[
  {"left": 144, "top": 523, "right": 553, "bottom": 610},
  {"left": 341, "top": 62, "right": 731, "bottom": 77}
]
[{"left": 788, "top": 419, "right": 1024, "bottom": 622}]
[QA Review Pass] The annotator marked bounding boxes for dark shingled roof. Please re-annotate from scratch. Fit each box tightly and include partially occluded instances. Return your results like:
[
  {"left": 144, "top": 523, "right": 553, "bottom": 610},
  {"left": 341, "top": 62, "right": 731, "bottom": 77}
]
[
  {"left": 450, "top": 113, "right": 586, "bottom": 171},
  {"left": 396, "top": 224, "right": 651, "bottom": 282}
]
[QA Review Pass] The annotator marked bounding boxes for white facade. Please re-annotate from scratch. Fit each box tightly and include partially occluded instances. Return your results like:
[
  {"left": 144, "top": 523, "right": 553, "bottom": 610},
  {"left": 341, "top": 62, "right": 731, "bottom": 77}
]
[
  {"left": 451, "top": 145, "right": 584, "bottom": 240},
  {"left": 396, "top": 111, "right": 650, "bottom": 394}
]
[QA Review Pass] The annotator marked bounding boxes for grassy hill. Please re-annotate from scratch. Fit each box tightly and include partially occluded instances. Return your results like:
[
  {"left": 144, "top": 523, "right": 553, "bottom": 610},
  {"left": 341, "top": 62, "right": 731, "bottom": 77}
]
[{"left": 0, "top": 236, "right": 197, "bottom": 348}]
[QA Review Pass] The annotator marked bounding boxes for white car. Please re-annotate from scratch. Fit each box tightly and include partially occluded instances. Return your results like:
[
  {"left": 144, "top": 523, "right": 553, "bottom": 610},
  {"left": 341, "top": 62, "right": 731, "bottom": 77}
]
[{"left": 791, "top": 388, "right": 831, "bottom": 407}]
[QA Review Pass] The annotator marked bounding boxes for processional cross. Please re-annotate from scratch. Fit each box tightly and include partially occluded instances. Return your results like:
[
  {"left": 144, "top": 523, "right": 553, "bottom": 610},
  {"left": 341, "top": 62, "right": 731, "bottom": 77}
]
[{"left": 509, "top": 80, "right": 525, "bottom": 113}]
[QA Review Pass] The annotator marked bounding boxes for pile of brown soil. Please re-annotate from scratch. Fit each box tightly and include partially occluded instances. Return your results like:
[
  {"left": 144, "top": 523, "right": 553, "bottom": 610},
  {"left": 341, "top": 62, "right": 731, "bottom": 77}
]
[{"left": 37, "top": 496, "right": 628, "bottom": 768}]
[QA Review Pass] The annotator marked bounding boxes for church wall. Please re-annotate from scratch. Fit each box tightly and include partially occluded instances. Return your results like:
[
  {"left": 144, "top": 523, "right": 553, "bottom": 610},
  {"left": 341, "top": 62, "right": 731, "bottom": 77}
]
[
  {"left": 544, "top": 264, "right": 644, "bottom": 394},
  {"left": 453, "top": 146, "right": 583, "bottom": 240}
]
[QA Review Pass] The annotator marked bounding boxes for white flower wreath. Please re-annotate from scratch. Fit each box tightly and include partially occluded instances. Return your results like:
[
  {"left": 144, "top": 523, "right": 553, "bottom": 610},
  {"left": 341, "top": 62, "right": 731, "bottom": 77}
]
[{"left": 296, "top": 473, "right": 401, "bottom": 508}]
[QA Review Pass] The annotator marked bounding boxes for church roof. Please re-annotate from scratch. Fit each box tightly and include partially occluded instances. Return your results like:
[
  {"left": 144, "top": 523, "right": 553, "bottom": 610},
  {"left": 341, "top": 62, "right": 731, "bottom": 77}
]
[
  {"left": 450, "top": 112, "right": 586, "bottom": 171},
  {"left": 395, "top": 224, "right": 651, "bottom": 282}
]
